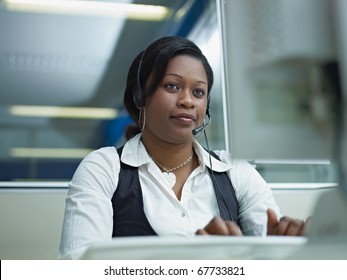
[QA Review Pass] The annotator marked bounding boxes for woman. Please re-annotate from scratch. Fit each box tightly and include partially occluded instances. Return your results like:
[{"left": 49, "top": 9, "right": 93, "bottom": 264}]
[{"left": 59, "top": 36, "right": 307, "bottom": 259}]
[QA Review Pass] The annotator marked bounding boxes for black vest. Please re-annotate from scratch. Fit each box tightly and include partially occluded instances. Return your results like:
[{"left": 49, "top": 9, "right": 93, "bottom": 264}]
[{"left": 112, "top": 147, "right": 238, "bottom": 237}]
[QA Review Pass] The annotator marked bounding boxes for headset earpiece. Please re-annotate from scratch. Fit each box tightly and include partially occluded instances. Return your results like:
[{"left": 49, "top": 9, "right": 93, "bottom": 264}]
[
  {"left": 206, "top": 106, "right": 210, "bottom": 117},
  {"left": 206, "top": 93, "right": 211, "bottom": 116}
]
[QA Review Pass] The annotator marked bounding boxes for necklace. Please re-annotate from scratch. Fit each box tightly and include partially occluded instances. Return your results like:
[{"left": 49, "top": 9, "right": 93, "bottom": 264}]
[
  {"left": 150, "top": 153, "right": 194, "bottom": 173},
  {"left": 149, "top": 152, "right": 194, "bottom": 188}
]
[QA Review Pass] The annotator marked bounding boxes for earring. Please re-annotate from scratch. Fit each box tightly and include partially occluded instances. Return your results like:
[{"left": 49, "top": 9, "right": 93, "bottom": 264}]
[{"left": 138, "top": 107, "right": 146, "bottom": 131}]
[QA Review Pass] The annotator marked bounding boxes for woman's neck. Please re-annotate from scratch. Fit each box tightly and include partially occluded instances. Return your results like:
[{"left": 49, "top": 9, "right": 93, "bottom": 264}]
[{"left": 141, "top": 132, "right": 194, "bottom": 169}]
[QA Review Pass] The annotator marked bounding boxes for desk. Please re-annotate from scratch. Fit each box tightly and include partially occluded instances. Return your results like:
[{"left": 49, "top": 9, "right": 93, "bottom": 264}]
[
  {"left": 80, "top": 236, "right": 311, "bottom": 260},
  {"left": 287, "top": 236, "right": 347, "bottom": 259},
  {"left": 80, "top": 236, "right": 347, "bottom": 260}
]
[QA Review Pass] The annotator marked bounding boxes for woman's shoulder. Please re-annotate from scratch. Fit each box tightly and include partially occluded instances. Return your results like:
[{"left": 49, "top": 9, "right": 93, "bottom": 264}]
[
  {"left": 70, "top": 146, "right": 121, "bottom": 198},
  {"left": 84, "top": 146, "right": 119, "bottom": 162},
  {"left": 76, "top": 146, "right": 121, "bottom": 178}
]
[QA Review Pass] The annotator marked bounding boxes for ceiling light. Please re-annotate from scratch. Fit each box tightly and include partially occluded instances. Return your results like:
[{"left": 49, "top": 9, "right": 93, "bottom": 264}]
[
  {"left": 3, "top": 0, "right": 171, "bottom": 21},
  {"left": 10, "top": 105, "right": 118, "bottom": 119},
  {"left": 11, "top": 147, "right": 92, "bottom": 158}
]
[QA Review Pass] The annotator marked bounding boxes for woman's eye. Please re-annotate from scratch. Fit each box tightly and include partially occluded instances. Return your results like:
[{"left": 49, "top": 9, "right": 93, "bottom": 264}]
[
  {"left": 193, "top": 89, "right": 205, "bottom": 97},
  {"left": 165, "top": 83, "right": 179, "bottom": 91}
]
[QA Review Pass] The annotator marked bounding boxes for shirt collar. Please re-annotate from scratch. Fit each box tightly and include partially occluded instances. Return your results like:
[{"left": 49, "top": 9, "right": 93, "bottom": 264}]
[
  {"left": 192, "top": 138, "right": 231, "bottom": 172},
  {"left": 121, "top": 133, "right": 232, "bottom": 172},
  {"left": 121, "top": 133, "right": 150, "bottom": 167}
]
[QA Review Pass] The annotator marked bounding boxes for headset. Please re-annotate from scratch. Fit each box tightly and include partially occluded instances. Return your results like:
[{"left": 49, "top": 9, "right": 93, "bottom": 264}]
[{"left": 192, "top": 106, "right": 211, "bottom": 135}]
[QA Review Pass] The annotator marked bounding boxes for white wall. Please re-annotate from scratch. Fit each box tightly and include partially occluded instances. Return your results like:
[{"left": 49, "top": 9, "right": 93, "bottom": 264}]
[{"left": 0, "top": 187, "right": 67, "bottom": 260}]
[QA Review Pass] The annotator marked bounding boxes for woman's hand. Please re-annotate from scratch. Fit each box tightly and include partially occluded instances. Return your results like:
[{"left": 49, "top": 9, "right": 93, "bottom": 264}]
[
  {"left": 267, "top": 208, "right": 311, "bottom": 236},
  {"left": 196, "top": 209, "right": 311, "bottom": 237},
  {"left": 196, "top": 216, "right": 243, "bottom": 236}
]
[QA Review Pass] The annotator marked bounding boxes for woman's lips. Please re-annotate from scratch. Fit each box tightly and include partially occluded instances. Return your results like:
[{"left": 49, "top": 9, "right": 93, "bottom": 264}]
[{"left": 171, "top": 113, "right": 196, "bottom": 124}]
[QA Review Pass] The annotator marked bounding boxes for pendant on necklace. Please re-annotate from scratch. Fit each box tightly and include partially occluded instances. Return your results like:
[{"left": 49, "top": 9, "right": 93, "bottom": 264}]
[{"left": 163, "top": 172, "right": 176, "bottom": 188}]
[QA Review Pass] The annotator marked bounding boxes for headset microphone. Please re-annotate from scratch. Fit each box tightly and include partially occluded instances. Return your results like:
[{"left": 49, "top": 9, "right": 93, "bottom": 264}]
[{"left": 192, "top": 107, "right": 211, "bottom": 135}]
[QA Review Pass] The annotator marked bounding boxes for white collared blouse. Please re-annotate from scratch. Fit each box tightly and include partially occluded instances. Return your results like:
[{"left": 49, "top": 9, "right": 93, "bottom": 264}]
[{"left": 58, "top": 133, "right": 280, "bottom": 259}]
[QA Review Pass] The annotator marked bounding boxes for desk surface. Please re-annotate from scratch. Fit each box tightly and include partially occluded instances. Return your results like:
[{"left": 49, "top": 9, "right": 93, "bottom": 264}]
[{"left": 81, "top": 236, "right": 310, "bottom": 260}]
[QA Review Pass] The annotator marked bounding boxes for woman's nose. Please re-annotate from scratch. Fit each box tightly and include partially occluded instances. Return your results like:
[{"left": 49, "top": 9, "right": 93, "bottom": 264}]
[{"left": 178, "top": 90, "right": 194, "bottom": 108}]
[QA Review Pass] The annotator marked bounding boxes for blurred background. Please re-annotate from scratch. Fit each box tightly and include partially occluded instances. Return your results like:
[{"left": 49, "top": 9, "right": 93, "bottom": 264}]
[
  {"left": 0, "top": 0, "right": 336, "bottom": 183},
  {"left": 0, "top": 0, "right": 228, "bottom": 181}
]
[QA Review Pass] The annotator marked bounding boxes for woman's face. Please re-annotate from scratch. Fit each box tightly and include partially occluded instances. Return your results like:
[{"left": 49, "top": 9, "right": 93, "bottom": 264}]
[{"left": 143, "top": 54, "right": 208, "bottom": 144}]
